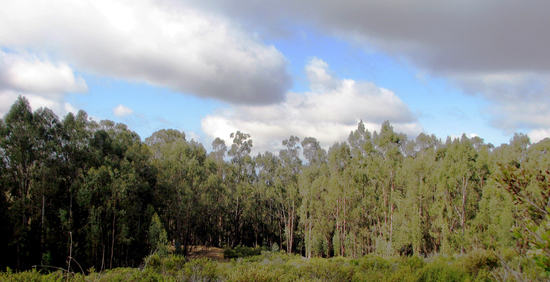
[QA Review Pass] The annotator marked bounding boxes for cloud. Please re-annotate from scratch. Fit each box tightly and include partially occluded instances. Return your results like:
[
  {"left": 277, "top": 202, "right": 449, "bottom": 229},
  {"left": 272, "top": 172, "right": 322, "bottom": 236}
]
[
  {"left": 185, "top": 0, "right": 550, "bottom": 135},
  {"left": 201, "top": 58, "right": 422, "bottom": 154},
  {"left": 0, "top": 90, "right": 81, "bottom": 118},
  {"left": 0, "top": 51, "right": 88, "bottom": 95},
  {"left": 455, "top": 72, "right": 550, "bottom": 135},
  {"left": 113, "top": 104, "right": 134, "bottom": 117},
  {"left": 0, "top": 0, "right": 291, "bottom": 105},
  {"left": 0, "top": 51, "right": 87, "bottom": 117},
  {"left": 528, "top": 129, "right": 550, "bottom": 144},
  {"left": 185, "top": 131, "right": 201, "bottom": 142},
  {"left": 191, "top": 0, "right": 550, "bottom": 74}
]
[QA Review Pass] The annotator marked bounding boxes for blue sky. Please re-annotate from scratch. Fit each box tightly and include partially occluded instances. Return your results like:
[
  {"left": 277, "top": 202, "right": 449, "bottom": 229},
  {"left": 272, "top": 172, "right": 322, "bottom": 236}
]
[{"left": 1, "top": 0, "right": 549, "bottom": 153}]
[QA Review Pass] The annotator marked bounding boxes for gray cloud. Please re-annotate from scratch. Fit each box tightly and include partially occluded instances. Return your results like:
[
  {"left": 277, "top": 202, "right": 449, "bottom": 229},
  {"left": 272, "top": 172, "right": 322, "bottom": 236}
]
[
  {"left": 187, "top": 0, "right": 550, "bottom": 74},
  {"left": 184, "top": 0, "right": 550, "bottom": 133}
]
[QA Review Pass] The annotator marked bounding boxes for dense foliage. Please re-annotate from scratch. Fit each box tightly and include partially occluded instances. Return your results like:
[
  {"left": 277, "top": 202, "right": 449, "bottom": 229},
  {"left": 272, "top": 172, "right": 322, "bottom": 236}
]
[{"left": 1, "top": 96, "right": 549, "bottom": 278}]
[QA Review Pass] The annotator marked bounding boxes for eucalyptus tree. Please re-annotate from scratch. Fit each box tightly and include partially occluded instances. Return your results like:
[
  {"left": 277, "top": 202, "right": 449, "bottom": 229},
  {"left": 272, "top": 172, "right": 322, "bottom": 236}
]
[
  {"left": 436, "top": 134, "right": 479, "bottom": 254},
  {"left": 397, "top": 133, "right": 439, "bottom": 255},
  {"left": 147, "top": 130, "right": 210, "bottom": 255},
  {"left": 58, "top": 110, "right": 92, "bottom": 238},
  {"left": 326, "top": 142, "right": 349, "bottom": 256},
  {"left": 347, "top": 121, "right": 381, "bottom": 256},
  {"left": 275, "top": 136, "right": 302, "bottom": 253},
  {"left": 31, "top": 107, "right": 64, "bottom": 266},
  {"left": 496, "top": 142, "right": 550, "bottom": 275},
  {"left": 0, "top": 97, "right": 41, "bottom": 269},
  {"left": 205, "top": 137, "right": 228, "bottom": 246},
  {"left": 1, "top": 98, "right": 93, "bottom": 269},
  {"left": 253, "top": 151, "right": 279, "bottom": 247},
  {"left": 145, "top": 129, "right": 186, "bottom": 148},
  {"left": 473, "top": 141, "right": 514, "bottom": 251},
  {"left": 485, "top": 133, "right": 531, "bottom": 229},
  {"left": 226, "top": 131, "right": 255, "bottom": 247},
  {"left": 374, "top": 121, "right": 406, "bottom": 251},
  {"left": 0, "top": 121, "right": 10, "bottom": 269},
  {"left": 299, "top": 137, "right": 330, "bottom": 257},
  {"left": 78, "top": 120, "right": 151, "bottom": 268}
]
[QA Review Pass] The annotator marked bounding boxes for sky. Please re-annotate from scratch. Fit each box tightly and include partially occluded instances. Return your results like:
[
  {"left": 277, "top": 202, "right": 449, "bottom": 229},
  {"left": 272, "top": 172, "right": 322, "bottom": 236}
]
[{"left": 1, "top": 0, "right": 550, "bottom": 154}]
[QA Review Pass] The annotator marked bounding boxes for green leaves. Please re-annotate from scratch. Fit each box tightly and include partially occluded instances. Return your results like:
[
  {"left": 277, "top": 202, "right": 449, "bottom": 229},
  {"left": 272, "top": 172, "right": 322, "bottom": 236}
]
[
  {"left": 497, "top": 155, "right": 550, "bottom": 276},
  {"left": 148, "top": 213, "right": 168, "bottom": 256}
]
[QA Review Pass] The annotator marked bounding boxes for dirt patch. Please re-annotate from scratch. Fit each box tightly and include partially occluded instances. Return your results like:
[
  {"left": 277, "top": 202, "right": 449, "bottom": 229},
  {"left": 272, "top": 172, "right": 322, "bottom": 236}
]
[{"left": 187, "top": 246, "right": 226, "bottom": 262}]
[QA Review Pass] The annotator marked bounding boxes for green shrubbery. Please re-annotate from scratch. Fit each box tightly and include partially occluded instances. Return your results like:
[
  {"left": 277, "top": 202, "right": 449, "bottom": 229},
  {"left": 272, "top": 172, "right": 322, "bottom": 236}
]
[
  {"left": 0, "top": 267, "right": 85, "bottom": 282},
  {"left": 223, "top": 245, "right": 267, "bottom": 259},
  {"left": 0, "top": 248, "right": 546, "bottom": 281}
]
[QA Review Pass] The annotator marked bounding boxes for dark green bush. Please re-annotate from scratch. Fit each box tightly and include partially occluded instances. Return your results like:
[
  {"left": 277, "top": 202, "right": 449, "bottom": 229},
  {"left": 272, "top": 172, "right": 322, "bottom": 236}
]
[
  {"left": 224, "top": 245, "right": 267, "bottom": 259},
  {"left": 295, "top": 258, "right": 355, "bottom": 282},
  {"left": 459, "top": 249, "right": 499, "bottom": 276},
  {"left": 0, "top": 268, "right": 84, "bottom": 282},
  {"left": 419, "top": 257, "right": 472, "bottom": 282},
  {"left": 225, "top": 265, "right": 290, "bottom": 282}
]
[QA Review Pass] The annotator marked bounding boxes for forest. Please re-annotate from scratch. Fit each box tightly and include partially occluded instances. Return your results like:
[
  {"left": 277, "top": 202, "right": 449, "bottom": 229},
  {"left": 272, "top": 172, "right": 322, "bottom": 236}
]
[{"left": 1, "top": 96, "right": 550, "bottom": 280}]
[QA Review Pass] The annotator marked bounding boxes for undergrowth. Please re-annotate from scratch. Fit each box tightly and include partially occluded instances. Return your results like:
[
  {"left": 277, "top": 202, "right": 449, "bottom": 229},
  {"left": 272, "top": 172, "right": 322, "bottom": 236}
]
[{"left": 0, "top": 248, "right": 544, "bottom": 281}]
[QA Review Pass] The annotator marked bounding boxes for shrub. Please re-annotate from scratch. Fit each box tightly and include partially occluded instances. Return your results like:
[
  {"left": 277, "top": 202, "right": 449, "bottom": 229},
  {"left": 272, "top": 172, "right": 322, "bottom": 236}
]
[
  {"left": 224, "top": 245, "right": 266, "bottom": 259},
  {"left": 419, "top": 257, "right": 472, "bottom": 282},
  {"left": 225, "top": 265, "right": 291, "bottom": 282},
  {"left": 459, "top": 249, "right": 499, "bottom": 276}
]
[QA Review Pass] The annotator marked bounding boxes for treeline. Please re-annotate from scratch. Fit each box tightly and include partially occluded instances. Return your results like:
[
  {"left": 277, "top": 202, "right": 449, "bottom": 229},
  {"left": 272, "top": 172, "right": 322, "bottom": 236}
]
[{"left": 0, "top": 96, "right": 548, "bottom": 272}]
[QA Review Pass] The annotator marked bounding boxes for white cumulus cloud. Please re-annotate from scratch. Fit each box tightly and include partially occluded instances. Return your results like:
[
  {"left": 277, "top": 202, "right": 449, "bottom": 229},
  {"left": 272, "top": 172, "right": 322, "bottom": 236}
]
[
  {"left": 0, "top": 51, "right": 88, "bottom": 117},
  {"left": 201, "top": 58, "right": 422, "bottom": 154},
  {"left": 113, "top": 104, "right": 134, "bottom": 117},
  {"left": 0, "top": 0, "right": 291, "bottom": 105},
  {"left": 0, "top": 51, "right": 87, "bottom": 95}
]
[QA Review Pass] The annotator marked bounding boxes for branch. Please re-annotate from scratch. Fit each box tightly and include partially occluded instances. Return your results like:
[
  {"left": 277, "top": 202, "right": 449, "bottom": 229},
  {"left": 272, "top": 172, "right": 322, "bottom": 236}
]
[
  {"left": 32, "top": 265, "right": 67, "bottom": 272},
  {"left": 495, "top": 254, "right": 526, "bottom": 282},
  {"left": 68, "top": 256, "right": 85, "bottom": 276},
  {"left": 520, "top": 195, "right": 548, "bottom": 216},
  {"left": 520, "top": 221, "right": 550, "bottom": 256}
]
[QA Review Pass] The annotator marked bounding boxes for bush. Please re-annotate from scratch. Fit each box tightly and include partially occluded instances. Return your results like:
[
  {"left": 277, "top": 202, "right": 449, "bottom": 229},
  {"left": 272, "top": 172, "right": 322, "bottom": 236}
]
[
  {"left": 459, "top": 249, "right": 499, "bottom": 276},
  {"left": 225, "top": 265, "right": 289, "bottom": 282},
  {"left": 3, "top": 250, "right": 548, "bottom": 281},
  {"left": 224, "top": 245, "right": 267, "bottom": 259},
  {"left": 419, "top": 257, "right": 472, "bottom": 282},
  {"left": 0, "top": 268, "right": 71, "bottom": 282},
  {"left": 295, "top": 258, "right": 355, "bottom": 282}
]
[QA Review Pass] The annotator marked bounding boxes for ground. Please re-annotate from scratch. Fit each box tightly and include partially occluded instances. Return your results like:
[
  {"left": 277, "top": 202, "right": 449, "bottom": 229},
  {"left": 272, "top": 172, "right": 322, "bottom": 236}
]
[{"left": 187, "top": 246, "right": 226, "bottom": 261}]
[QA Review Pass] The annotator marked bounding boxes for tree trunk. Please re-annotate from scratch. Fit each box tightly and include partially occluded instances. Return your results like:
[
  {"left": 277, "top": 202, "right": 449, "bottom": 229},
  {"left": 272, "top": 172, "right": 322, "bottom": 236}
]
[
  {"left": 110, "top": 202, "right": 116, "bottom": 269},
  {"left": 390, "top": 170, "right": 394, "bottom": 248}
]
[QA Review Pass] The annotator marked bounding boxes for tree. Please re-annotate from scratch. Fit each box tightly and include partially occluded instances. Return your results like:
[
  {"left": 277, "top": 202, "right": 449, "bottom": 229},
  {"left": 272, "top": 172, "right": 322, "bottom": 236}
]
[
  {"left": 374, "top": 121, "right": 405, "bottom": 253},
  {"left": 149, "top": 134, "right": 208, "bottom": 256},
  {"left": 299, "top": 137, "right": 329, "bottom": 257},
  {"left": 148, "top": 213, "right": 168, "bottom": 256},
  {"left": 497, "top": 159, "right": 550, "bottom": 276},
  {"left": 398, "top": 143, "right": 438, "bottom": 256},
  {"left": 275, "top": 136, "right": 302, "bottom": 253},
  {"left": 436, "top": 135, "right": 479, "bottom": 254},
  {"left": 226, "top": 131, "right": 255, "bottom": 247},
  {"left": 205, "top": 137, "right": 229, "bottom": 246},
  {"left": 253, "top": 151, "right": 279, "bottom": 248},
  {"left": 0, "top": 97, "right": 39, "bottom": 269},
  {"left": 78, "top": 120, "right": 151, "bottom": 269}
]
